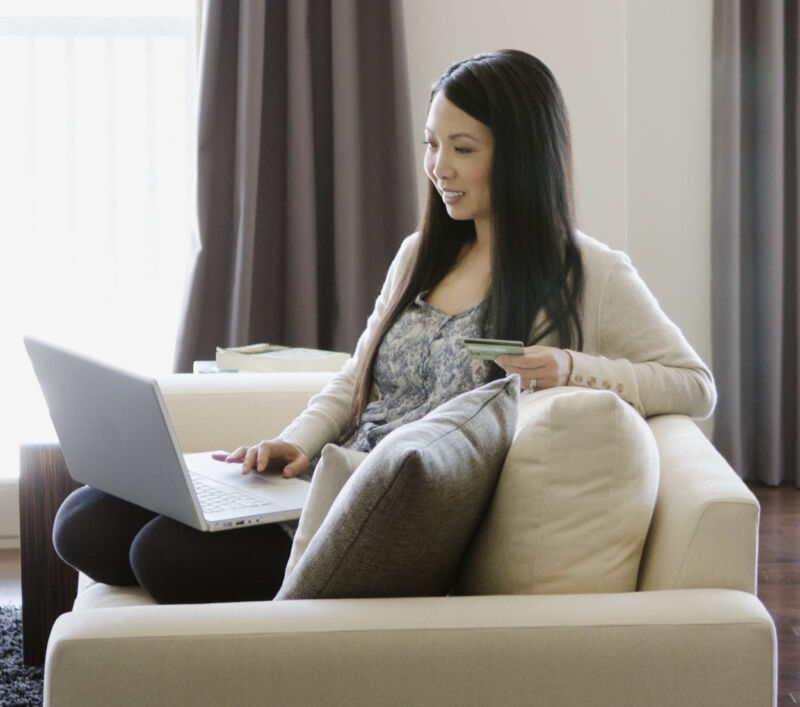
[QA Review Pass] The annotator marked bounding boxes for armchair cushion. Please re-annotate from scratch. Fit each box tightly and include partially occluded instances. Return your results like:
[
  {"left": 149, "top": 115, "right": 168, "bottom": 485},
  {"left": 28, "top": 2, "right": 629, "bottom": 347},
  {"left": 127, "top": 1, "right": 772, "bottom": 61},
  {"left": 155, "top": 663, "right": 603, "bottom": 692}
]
[
  {"left": 276, "top": 376, "right": 519, "bottom": 599},
  {"left": 456, "top": 386, "right": 659, "bottom": 595}
]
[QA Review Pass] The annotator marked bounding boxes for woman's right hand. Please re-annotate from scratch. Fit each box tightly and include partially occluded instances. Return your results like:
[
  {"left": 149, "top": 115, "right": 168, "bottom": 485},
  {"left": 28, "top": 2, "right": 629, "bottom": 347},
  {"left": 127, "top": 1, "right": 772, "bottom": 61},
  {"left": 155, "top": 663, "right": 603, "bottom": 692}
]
[{"left": 211, "top": 440, "right": 310, "bottom": 478}]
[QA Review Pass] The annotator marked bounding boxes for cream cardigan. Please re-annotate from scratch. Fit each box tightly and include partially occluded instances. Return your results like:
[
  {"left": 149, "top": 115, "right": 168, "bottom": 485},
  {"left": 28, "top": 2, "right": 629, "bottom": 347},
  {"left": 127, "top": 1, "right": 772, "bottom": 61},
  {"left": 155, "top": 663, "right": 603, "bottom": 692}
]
[{"left": 280, "top": 231, "right": 716, "bottom": 460}]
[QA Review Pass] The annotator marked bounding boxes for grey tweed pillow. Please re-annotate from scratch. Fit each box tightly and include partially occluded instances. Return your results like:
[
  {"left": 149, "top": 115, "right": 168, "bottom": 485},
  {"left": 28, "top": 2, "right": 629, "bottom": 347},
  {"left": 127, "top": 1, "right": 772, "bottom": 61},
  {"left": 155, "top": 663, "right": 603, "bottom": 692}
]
[{"left": 275, "top": 375, "right": 519, "bottom": 599}]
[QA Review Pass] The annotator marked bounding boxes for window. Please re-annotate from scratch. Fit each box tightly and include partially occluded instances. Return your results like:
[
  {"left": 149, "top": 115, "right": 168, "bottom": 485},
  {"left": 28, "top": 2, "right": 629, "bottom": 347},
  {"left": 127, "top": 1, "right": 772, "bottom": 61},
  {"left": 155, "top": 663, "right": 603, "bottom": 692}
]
[{"left": 0, "top": 1, "right": 199, "bottom": 477}]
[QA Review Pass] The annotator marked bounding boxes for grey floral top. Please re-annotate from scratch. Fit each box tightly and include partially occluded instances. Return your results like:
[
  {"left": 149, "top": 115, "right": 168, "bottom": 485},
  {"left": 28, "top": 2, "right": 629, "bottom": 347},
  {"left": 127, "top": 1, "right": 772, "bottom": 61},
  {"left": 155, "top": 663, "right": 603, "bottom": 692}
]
[{"left": 348, "top": 293, "right": 492, "bottom": 452}]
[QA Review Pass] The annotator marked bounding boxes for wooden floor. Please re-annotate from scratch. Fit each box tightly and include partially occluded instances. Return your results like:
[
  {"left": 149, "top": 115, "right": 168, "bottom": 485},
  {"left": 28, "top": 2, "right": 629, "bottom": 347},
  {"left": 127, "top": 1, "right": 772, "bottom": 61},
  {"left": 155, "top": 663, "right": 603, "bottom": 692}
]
[
  {"left": 1, "top": 484, "right": 798, "bottom": 701},
  {"left": 751, "top": 483, "right": 800, "bottom": 706}
]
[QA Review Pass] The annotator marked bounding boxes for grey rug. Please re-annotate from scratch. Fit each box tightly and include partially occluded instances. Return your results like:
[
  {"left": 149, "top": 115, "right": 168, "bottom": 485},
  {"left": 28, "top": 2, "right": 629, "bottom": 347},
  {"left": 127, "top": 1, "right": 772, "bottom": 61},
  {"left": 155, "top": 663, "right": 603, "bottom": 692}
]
[{"left": 0, "top": 605, "right": 43, "bottom": 707}]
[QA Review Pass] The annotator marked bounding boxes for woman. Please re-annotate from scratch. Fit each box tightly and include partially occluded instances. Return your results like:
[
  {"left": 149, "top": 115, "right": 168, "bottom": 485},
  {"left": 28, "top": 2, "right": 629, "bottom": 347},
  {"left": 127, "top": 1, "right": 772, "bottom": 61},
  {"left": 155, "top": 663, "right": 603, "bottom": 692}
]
[
  {"left": 54, "top": 49, "right": 715, "bottom": 604},
  {"left": 229, "top": 49, "right": 714, "bottom": 477}
]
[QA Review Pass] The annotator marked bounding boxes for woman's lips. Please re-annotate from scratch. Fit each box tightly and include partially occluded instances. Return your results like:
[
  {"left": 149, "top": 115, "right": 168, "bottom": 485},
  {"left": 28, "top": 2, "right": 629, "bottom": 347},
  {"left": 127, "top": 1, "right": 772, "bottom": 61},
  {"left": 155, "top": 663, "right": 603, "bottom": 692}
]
[{"left": 442, "top": 189, "right": 465, "bottom": 205}]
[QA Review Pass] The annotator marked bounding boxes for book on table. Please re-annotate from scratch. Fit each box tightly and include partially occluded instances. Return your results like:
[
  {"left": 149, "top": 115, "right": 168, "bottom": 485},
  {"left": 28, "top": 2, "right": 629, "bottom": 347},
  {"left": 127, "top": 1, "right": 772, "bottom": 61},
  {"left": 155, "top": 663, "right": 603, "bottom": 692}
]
[{"left": 215, "top": 343, "right": 350, "bottom": 373}]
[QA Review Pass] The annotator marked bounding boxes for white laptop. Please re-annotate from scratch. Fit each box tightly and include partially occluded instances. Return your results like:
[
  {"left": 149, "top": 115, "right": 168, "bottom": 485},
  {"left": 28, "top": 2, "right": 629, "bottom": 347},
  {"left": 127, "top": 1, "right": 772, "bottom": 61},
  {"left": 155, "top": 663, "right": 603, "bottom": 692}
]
[{"left": 24, "top": 336, "right": 309, "bottom": 532}]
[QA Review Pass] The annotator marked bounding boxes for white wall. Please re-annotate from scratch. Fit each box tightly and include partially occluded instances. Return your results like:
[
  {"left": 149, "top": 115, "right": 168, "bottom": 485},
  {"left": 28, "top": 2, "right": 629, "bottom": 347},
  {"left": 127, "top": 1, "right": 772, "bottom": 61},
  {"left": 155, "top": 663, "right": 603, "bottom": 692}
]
[
  {"left": 401, "top": 0, "right": 714, "bottom": 409},
  {"left": 0, "top": 479, "right": 20, "bottom": 549},
  {"left": 625, "top": 0, "right": 713, "bottom": 387}
]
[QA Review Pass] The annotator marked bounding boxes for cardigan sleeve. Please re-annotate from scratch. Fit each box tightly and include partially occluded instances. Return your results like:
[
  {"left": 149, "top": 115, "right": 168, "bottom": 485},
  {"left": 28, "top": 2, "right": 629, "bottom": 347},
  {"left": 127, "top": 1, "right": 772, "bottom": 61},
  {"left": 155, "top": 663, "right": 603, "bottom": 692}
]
[
  {"left": 278, "top": 234, "right": 419, "bottom": 459},
  {"left": 565, "top": 251, "right": 716, "bottom": 419}
]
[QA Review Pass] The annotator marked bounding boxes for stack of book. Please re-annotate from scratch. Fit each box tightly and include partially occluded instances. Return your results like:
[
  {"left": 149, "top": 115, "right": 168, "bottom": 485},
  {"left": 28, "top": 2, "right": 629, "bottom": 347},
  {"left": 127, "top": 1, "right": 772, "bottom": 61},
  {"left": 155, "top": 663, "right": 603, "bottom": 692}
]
[{"left": 204, "top": 343, "right": 350, "bottom": 374}]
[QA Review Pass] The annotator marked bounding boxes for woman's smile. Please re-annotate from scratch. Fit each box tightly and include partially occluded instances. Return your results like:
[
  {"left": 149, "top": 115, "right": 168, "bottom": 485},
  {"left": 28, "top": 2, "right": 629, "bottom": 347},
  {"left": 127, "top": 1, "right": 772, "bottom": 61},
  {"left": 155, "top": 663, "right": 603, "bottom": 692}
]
[{"left": 441, "top": 188, "right": 465, "bottom": 204}]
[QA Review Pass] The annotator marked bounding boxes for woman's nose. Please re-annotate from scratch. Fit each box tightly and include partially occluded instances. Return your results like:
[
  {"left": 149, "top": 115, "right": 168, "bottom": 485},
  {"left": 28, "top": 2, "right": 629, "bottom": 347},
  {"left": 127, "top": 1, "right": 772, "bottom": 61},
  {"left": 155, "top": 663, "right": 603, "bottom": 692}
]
[{"left": 432, "top": 151, "right": 454, "bottom": 180}]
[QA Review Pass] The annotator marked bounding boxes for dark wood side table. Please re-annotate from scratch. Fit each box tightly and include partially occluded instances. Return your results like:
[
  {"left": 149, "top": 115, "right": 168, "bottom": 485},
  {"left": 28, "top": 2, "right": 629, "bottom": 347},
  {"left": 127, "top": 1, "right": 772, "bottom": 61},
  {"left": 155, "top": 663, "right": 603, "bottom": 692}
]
[{"left": 18, "top": 443, "right": 80, "bottom": 666}]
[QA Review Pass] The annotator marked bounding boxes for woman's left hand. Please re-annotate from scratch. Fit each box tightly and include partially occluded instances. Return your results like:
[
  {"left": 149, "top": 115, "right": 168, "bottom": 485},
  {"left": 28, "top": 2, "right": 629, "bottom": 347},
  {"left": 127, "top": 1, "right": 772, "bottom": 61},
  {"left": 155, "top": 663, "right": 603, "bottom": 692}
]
[{"left": 495, "top": 345, "right": 573, "bottom": 391}]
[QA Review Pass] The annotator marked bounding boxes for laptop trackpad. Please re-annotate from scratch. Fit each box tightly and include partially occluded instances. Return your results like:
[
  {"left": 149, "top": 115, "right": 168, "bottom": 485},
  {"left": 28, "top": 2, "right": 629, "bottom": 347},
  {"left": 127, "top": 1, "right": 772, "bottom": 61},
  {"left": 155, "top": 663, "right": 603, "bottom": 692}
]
[{"left": 185, "top": 451, "right": 310, "bottom": 512}]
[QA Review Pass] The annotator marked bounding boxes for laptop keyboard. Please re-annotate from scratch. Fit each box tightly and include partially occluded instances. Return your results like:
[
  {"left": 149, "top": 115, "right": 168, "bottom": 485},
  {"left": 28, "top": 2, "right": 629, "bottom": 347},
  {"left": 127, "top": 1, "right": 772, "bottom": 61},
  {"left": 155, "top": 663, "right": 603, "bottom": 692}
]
[{"left": 190, "top": 474, "right": 272, "bottom": 514}]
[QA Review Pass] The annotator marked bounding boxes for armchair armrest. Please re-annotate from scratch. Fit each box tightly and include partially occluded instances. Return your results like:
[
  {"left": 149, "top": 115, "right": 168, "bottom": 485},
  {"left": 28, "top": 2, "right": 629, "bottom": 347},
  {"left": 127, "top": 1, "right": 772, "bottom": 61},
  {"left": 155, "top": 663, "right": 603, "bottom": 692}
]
[
  {"left": 45, "top": 589, "right": 775, "bottom": 707},
  {"left": 638, "top": 415, "right": 760, "bottom": 593},
  {"left": 157, "top": 372, "right": 334, "bottom": 453}
]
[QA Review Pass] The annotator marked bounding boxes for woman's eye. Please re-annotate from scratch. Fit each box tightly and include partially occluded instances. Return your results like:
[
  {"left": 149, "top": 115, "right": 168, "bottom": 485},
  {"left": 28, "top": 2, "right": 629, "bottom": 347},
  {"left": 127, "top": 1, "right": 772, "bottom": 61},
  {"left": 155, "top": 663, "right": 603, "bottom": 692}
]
[{"left": 422, "top": 139, "right": 471, "bottom": 154}]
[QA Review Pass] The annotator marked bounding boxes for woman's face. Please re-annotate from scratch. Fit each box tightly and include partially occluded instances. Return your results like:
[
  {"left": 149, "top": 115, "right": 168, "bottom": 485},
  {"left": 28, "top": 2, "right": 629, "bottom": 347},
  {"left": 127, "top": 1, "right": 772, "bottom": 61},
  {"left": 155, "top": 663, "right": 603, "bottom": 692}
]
[{"left": 424, "top": 92, "right": 494, "bottom": 235}]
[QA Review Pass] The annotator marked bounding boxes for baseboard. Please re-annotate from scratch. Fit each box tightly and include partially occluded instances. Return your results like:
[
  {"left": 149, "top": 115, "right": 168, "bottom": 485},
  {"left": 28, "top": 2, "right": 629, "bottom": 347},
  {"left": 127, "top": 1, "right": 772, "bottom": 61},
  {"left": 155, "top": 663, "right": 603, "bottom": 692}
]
[{"left": 0, "top": 478, "right": 20, "bottom": 547}]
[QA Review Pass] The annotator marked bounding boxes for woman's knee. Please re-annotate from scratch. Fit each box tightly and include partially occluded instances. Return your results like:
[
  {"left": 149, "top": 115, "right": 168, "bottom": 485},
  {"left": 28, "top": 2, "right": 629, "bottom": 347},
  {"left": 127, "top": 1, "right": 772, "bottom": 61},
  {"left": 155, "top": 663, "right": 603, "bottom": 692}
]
[
  {"left": 130, "top": 517, "right": 292, "bottom": 604},
  {"left": 53, "top": 486, "right": 156, "bottom": 586}
]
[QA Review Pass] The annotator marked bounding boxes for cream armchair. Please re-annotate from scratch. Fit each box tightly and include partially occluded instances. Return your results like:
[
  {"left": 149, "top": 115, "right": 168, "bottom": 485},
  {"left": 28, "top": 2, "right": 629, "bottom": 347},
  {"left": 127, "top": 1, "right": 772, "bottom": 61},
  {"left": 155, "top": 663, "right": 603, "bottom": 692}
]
[{"left": 43, "top": 372, "right": 777, "bottom": 707}]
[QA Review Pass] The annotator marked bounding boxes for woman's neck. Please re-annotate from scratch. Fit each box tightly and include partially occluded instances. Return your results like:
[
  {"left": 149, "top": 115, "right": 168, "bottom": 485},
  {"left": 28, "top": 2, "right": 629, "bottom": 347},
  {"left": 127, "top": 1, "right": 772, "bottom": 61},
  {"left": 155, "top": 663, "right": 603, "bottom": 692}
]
[
  {"left": 474, "top": 217, "right": 492, "bottom": 250},
  {"left": 424, "top": 224, "right": 492, "bottom": 315}
]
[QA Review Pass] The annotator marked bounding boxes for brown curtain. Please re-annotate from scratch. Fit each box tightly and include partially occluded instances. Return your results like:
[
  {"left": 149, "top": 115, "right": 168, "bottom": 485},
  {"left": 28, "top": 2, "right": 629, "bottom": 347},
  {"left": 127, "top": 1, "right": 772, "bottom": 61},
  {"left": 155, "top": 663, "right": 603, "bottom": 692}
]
[
  {"left": 712, "top": 0, "right": 799, "bottom": 485},
  {"left": 174, "top": 0, "right": 418, "bottom": 372}
]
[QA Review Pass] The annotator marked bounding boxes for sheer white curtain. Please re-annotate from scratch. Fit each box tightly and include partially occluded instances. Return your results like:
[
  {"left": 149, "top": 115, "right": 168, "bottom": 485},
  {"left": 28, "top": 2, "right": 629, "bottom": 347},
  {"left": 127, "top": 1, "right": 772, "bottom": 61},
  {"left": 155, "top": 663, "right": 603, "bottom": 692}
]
[{"left": 0, "top": 1, "right": 198, "bottom": 478}]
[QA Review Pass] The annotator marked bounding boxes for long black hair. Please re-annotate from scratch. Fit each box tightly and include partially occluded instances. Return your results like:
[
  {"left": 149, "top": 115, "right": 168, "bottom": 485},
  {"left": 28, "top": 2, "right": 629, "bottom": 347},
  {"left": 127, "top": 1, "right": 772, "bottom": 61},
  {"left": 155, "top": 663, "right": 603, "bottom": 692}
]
[{"left": 340, "top": 49, "right": 584, "bottom": 441}]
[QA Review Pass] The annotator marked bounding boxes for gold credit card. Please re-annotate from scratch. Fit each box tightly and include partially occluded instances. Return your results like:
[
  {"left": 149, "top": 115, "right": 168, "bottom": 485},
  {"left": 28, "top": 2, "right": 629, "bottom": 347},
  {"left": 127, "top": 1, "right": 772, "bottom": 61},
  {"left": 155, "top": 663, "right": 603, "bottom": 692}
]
[{"left": 462, "top": 337, "right": 525, "bottom": 361}]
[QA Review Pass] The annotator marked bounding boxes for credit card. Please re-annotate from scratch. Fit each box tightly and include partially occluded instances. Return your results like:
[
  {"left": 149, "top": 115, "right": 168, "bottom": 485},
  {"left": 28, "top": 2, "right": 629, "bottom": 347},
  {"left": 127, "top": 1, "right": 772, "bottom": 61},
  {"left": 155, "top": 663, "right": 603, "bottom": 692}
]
[{"left": 462, "top": 337, "right": 525, "bottom": 361}]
